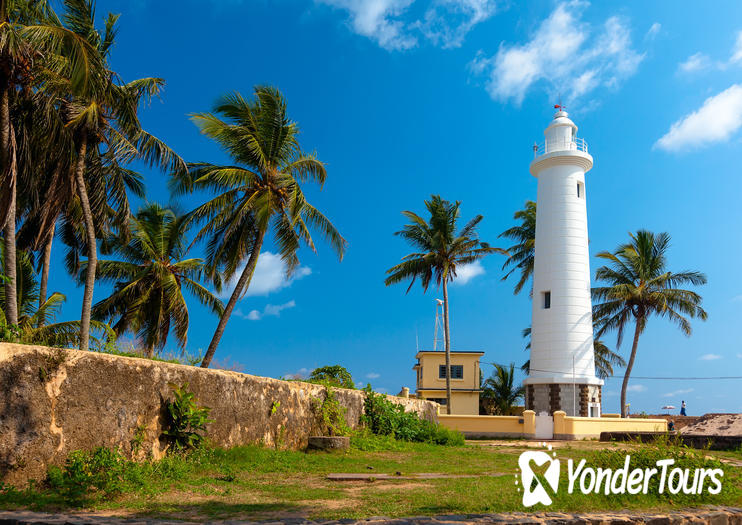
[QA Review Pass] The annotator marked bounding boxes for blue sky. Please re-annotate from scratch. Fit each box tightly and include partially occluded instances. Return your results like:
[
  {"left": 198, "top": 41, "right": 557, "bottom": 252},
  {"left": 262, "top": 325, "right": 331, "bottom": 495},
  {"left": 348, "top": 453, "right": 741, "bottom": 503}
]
[{"left": 47, "top": 0, "right": 742, "bottom": 415}]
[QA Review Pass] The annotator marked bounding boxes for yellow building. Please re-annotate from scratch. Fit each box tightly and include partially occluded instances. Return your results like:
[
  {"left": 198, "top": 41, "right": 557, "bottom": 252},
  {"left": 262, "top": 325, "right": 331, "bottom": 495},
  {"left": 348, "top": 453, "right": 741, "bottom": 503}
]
[{"left": 413, "top": 350, "right": 483, "bottom": 415}]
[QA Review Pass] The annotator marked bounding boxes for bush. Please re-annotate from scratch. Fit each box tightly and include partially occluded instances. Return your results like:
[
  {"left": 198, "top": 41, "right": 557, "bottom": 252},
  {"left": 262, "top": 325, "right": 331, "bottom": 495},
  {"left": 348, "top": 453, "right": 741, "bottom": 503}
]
[
  {"left": 162, "top": 383, "right": 212, "bottom": 451},
  {"left": 360, "top": 386, "right": 464, "bottom": 446},
  {"left": 47, "top": 447, "right": 130, "bottom": 505},
  {"left": 307, "top": 365, "right": 355, "bottom": 389},
  {"left": 312, "top": 385, "right": 351, "bottom": 437}
]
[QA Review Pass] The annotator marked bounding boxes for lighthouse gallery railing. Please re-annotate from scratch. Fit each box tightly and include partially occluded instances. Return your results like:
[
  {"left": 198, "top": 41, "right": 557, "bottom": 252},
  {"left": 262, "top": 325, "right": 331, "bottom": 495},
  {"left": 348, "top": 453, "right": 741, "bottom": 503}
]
[{"left": 533, "top": 137, "right": 589, "bottom": 158}]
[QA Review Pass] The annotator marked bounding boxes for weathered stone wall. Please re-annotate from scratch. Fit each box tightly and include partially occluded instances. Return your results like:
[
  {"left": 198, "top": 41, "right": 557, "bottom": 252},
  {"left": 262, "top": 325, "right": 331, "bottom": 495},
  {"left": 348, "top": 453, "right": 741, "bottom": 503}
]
[{"left": 0, "top": 343, "right": 438, "bottom": 485}]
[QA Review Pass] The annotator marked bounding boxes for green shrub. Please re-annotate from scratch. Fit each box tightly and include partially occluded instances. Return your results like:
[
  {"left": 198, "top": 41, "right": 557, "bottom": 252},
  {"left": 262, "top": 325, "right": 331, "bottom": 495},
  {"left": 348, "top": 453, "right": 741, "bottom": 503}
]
[
  {"left": 47, "top": 447, "right": 130, "bottom": 505},
  {"left": 360, "top": 385, "right": 463, "bottom": 446},
  {"left": 161, "top": 383, "right": 212, "bottom": 451},
  {"left": 307, "top": 365, "right": 355, "bottom": 389},
  {"left": 313, "top": 386, "right": 351, "bottom": 436}
]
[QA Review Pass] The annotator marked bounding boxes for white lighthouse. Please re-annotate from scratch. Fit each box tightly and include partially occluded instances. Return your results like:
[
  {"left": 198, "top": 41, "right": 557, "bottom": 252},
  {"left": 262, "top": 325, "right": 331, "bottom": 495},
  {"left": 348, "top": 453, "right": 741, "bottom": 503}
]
[{"left": 523, "top": 108, "right": 603, "bottom": 417}]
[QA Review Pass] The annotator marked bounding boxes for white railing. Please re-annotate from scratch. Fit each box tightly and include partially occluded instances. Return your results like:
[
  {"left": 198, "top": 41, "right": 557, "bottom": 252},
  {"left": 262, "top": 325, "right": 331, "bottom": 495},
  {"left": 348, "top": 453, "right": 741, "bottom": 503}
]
[{"left": 533, "top": 137, "right": 588, "bottom": 158}]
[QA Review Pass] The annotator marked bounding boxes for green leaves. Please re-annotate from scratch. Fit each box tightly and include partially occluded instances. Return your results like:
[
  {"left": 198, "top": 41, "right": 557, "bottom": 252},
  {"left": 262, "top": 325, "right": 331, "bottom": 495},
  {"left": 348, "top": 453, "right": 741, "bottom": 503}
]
[
  {"left": 162, "top": 382, "right": 212, "bottom": 451},
  {"left": 385, "top": 194, "right": 505, "bottom": 292}
]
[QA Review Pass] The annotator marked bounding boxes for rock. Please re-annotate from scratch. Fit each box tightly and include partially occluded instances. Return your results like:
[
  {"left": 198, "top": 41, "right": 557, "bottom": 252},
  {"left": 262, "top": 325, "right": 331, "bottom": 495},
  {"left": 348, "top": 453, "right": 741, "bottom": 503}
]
[{"left": 307, "top": 435, "right": 350, "bottom": 451}]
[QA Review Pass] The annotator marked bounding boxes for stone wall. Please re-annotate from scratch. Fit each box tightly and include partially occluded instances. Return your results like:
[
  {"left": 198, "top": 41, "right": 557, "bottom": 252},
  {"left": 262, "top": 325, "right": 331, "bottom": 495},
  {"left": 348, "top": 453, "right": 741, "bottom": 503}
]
[{"left": 0, "top": 343, "right": 438, "bottom": 485}]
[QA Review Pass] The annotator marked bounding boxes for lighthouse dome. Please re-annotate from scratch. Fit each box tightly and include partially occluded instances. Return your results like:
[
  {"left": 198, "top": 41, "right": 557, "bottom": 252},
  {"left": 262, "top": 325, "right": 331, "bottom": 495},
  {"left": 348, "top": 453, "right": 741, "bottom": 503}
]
[{"left": 544, "top": 110, "right": 577, "bottom": 145}]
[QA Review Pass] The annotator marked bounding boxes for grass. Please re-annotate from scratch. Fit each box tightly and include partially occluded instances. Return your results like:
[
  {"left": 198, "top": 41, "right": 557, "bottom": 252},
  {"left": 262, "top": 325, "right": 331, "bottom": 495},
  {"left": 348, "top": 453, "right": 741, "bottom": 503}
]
[{"left": 1, "top": 437, "right": 740, "bottom": 521}]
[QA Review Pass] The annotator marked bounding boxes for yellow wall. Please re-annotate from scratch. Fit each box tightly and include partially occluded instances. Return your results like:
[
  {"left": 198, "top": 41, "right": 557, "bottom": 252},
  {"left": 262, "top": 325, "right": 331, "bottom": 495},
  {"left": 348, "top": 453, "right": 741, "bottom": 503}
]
[
  {"left": 415, "top": 351, "right": 482, "bottom": 415},
  {"left": 438, "top": 410, "right": 669, "bottom": 440},
  {"left": 421, "top": 391, "right": 479, "bottom": 416},
  {"left": 553, "top": 411, "right": 668, "bottom": 439},
  {"left": 439, "top": 411, "right": 535, "bottom": 438}
]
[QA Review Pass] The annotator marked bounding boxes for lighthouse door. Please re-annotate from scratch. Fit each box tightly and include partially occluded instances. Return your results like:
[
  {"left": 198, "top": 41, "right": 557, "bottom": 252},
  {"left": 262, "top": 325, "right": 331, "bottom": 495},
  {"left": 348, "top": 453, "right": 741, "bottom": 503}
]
[{"left": 534, "top": 412, "right": 554, "bottom": 439}]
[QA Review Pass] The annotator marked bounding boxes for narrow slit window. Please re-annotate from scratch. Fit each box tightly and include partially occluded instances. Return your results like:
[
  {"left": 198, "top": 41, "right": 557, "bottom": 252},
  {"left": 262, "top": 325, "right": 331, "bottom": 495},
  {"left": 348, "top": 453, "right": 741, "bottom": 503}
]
[
  {"left": 543, "top": 291, "right": 551, "bottom": 309},
  {"left": 577, "top": 182, "right": 584, "bottom": 199}
]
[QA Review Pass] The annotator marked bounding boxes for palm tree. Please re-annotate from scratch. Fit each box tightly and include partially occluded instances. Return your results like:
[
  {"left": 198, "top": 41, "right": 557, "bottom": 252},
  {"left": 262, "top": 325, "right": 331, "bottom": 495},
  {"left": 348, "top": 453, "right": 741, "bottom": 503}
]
[
  {"left": 592, "top": 230, "right": 707, "bottom": 417},
  {"left": 481, "top": 363, "right": 524, "bottom": 415},
  {"left": 0, "top": 0, "right": 98, "bottom": 327},
  {"left": 89, "top": 204, "right": 223, "bottom": 357},
  {"left": 519, "top": 325, "right": 626, "bottom": 379},
  {"left": 0, "top": 243, "right": 109, "bottom": 346},
  {"left": 57, "top": 0, "right": 184, "bottom": 351},
  {"left": 499, "top": 200, "right": 536, "bottom": 295},
  {"left": 384, "top": 195, "right": 504, "bottom": 413},
  {"left": 173, "top": 87, "right": 345, "bottom": 368}
]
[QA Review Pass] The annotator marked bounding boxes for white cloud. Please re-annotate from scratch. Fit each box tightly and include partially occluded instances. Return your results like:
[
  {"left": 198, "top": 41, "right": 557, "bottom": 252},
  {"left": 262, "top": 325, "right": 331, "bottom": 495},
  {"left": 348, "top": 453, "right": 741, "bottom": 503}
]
[
  {"left": 663, "top": 388, "right": 694, "bottom": 398},
  {"left": 732, "top": 294, "right": 742, "bottom": 303},
  {"left": 737, "top": 353, "right": 742, "bottom": 359},
  {"left": 366, "top": 372, "right": 381, "bottom": 379},
  {"left": 627, "top": 384, "right": 646, "bottom": 393},
  {"left": 699, "top": 353, "right": 722, "bottom": 361},
  {"left": 218, "top": 252, "right": 311, "bottom": 299},
  {"left": 678, "top": 52, "right": 712, "bottom": 74},
  {"left": 284, "top": 367, "right": 310, "bottom": 380},
  {"left": 645, "top": 22, "right": 661, "bottom": 40},
  {"left": 655, "top": 85, "right": 742, "bottom": 152},
  {"left": 238, "top": 300, "right": 297, "bottom": 321},
  {"left": 470, "top": 2, "right": 643, "bottom": 105},
  {"left": 730, "top": 31, "right": 742, "bottom": 63},
  {"left": 453, "top": 261, "right": 485, "bottom": 285},
  {"left": 316, "top": 0, "right": 496, "bottom": 50}
]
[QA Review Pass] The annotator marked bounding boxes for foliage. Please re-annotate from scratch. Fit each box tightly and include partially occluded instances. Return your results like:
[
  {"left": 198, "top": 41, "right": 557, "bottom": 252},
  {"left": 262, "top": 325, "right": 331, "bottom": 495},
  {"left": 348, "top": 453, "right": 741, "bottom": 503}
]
[
  {"left": 360, "top": 386, "right": 464, "bottom": 446},
  {"left": 47, "top": 447, "right": 130, "bottom": 506},
  {"left": 161, "top": 383, "right": 212, "bottom": 451},
  {"left": 308, "top": 365, "right": 355, "bottom": 389},
  {"left": 481, "top": 363, "right": 524, "bottom": 415},
  {"left": 89, "top": 203, "right": 223, "bottom": 357},
  {"left": 499, "top": 200, "right": 536, "bottom": 295},
  {"left": 312, "top": 386, "right": 351, "bottom": 437},
  {"left": 592, "top": 230, "right": 707, "bottom": 416},
  {"left": 173, "top": 86, "right": 346, "bottom": 368}
]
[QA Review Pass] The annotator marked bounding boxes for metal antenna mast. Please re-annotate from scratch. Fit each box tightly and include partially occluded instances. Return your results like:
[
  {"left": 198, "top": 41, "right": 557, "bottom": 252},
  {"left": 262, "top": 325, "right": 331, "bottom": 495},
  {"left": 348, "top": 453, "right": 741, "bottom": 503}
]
[{"left": 433, "top": 299, "right": 444, "bottom": 351}]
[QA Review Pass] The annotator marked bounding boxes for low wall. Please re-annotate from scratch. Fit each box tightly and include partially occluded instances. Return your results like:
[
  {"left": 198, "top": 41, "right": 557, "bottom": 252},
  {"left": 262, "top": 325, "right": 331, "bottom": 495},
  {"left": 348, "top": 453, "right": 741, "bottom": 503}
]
[
  {"left": 0, "top": 343, "right": 438, "bottom": 485},
  {"left": 601, "top": 431, "right": 742, "bottom": 451},
  {"left": 439, "top": 412, "right": 534, "bottom": 439},
  {"left": 555, "top": 411, "right": 667, "bottom": 440}
]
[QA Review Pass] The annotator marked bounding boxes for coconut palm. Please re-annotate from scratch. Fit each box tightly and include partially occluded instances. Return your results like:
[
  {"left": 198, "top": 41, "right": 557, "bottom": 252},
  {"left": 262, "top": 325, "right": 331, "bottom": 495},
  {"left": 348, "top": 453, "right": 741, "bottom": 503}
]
[
  {"left": 0, "top": 243, "right": 109, "bottom": 346},
  {"left": 0, "top": 0, "right": 99, "bottom": 327},
  {"left": 384, "top": 195, "right": 505, "bottom": 413},
  {"left": 88, "top": 204, "right": 223, "bottom": 357},
  {"left": 499, "top": 200, "right": 536, "bottom": 295},
  {"left": 481, "top": 363, "right": 524, "bottom": 415},
  {"left": 55, "top": 0, "right": 184, "bottom": 351},
  {"left": 173, "top": 87, "right": 346, "bottom": 369},
  {"left": 592, "top": 230, "right": 707, "bottom": 417},
  {"left": 519, "top": 325, "right": 625, "bottom": 380}
]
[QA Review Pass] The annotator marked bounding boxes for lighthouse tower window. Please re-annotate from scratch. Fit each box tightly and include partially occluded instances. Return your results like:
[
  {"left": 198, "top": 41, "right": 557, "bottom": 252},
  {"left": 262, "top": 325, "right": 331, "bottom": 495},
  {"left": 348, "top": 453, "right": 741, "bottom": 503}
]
[
  {"left": 577, "top": 182, "right": 584, "bottom": 198},
  {"left": 542, "top": 291, "right": 551, "bottom": 309}
]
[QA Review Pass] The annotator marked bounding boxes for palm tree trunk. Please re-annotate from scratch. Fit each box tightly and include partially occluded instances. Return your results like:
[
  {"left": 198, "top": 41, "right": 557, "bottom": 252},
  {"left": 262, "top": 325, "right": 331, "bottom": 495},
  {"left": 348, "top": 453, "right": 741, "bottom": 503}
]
[
  {"left": 201, "top": 228, "right": 266, "bottom": 368},
  {"left": 442, "top": 278, "right": 452, "bottom": 414},
  {"left": 38, "top": 223, "right": 55, "bottom": 315},
  {"left": 1, "top": 86, "right": 17, "bottom": 327},
  {"left": 73, "top": 135, "right": 96, "bottom": 352},
  {"left": 620, "top": 319, "right": 642, "bottom": 418}
]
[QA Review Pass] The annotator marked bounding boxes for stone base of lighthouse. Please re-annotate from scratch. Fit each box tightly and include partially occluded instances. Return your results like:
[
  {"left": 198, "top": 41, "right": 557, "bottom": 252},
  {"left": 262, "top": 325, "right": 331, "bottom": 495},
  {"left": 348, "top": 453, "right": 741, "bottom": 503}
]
[{"left": 524, "top": 382, "right": 602, "bottom": 417}]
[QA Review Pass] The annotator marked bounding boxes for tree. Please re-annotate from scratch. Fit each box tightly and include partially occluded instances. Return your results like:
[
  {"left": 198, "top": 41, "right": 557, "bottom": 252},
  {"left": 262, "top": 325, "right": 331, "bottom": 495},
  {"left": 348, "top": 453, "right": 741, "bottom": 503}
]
[
  {"left": 0, "top": 243, "right": 109, "bottom": 345},
  {"left": 519, "top": 325, "right": 626, "bottom": 379},
  {"left": 174, "top": 87, "right": 345, "bottom": 369},
  {"left": 499, "top": 200, "right": 536, "bottom": 295},
  {"left": 384, "top": 195, "right": 504, "bottom": 413},
  {"left": 308, "top": 365, "right": 355, "bottom": 389},
  {"left": 0, "top": 0, "right": 98, "bottom": 327},
  {"left": 58, "top": 0, "right": 184, "bottom": 351},
  {"left": 592, "top": 230, "right": 707, "bottom": 417},
  {"left": 89, "top": 203, "right": 223, "bottom": 357},
  {"left": 481, "top": 363, "right": 524, "bottom": 415}
]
